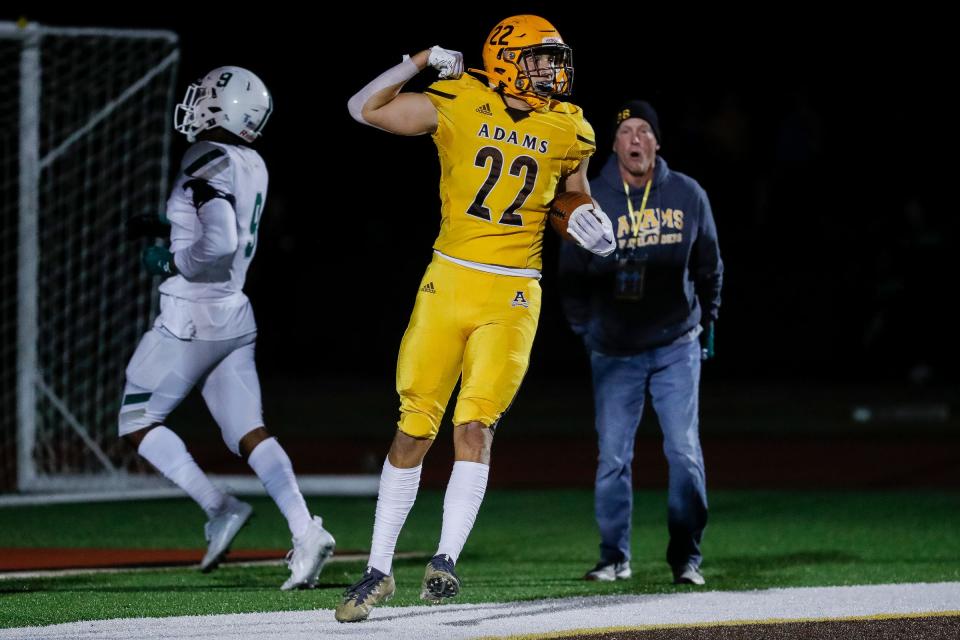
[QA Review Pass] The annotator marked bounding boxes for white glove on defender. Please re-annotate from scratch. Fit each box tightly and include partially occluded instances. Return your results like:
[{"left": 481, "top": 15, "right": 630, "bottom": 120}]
[
  {"left": 568, "top": 204, "right": 616, "bottom": 257},
  {"left": 427, "top": 45, "right": 463, "bottom": 79}
]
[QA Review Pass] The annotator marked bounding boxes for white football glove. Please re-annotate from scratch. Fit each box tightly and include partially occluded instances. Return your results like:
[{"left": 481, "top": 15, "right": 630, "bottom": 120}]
[
  {"left": 567, "top": 204, "right": 616, "bottom": 257},
  {"left": 427, "top": 45, "right": 463, "bottom": 79}
]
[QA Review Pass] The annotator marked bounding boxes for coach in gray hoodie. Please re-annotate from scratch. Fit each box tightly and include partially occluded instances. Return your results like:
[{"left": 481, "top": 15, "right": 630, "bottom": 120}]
[{"left": 559, "top": 100, "right": 722, "bottom": 586}]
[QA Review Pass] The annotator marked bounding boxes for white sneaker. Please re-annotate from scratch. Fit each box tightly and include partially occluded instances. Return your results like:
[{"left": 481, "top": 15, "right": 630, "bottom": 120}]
[
  {"left": 280, "top": 516, "right": 336, "bottom": 591},
  {"left": 584, "top": 560, "right": 632, "bottom": 581},
  {"left": 200, "top": 496, "right": 253, "bottom": 572},
  {"left": 673, "top": 562, "right": 705, "bottom": 585}
]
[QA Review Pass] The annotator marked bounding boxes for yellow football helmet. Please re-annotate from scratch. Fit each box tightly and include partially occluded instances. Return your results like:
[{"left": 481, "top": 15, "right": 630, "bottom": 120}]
[{"left": 474, "top": 15, "right": 573, "bottom": 109}]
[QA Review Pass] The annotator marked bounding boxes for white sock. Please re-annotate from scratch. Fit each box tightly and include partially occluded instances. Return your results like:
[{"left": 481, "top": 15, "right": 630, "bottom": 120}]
[
  {"left": 138, "top": 426, "right": 225, "bottom": 517},
  {"left": 247, "top": 437, "right": 312, "bottom": 539},
  {"left": 437, "top": 461, "right": 489, "bottom": 563},
  {"left": 368, "top": 458, "right": 421, "bottom": 574}
]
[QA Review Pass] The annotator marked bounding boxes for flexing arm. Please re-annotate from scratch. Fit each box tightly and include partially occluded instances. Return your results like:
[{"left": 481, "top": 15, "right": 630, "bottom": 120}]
[{"left": 347, "top": 46, "right": 462, "bottom": 135}]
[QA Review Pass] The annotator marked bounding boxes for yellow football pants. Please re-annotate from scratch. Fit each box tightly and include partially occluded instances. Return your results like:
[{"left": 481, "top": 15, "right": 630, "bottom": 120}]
[{"left": 396, "top": 255, "right": 541, "bottom": 439}]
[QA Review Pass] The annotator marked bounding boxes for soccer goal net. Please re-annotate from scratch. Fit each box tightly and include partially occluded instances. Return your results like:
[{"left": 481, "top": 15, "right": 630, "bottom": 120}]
[{"left": 0, "top": 21, "right": 179, "bottom": 494}]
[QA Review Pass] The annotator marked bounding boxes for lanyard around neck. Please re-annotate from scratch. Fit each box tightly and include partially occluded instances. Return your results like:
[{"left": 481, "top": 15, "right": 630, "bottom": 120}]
[{"left": 623, "top": 178, "right": 652, "bottom": 238}]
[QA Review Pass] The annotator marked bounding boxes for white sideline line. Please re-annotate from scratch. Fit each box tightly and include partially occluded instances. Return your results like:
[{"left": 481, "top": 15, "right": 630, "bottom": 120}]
[{"left": 0, "top": 582, "right": 957, "bottom": 639}]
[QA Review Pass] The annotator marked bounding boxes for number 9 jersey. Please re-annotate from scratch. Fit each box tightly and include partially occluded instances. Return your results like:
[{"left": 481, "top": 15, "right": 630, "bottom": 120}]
[
  {"left": 157, "top": 140, "right": 267, "bottom": 340},
  {"left": 424, "top": 75, "right": 595, "bottom": 271}
]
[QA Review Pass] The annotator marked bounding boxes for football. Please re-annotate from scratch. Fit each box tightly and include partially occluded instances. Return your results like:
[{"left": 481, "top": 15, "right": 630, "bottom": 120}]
[{"left": 549, "top": 191, "right": 595, "bottom": 242}]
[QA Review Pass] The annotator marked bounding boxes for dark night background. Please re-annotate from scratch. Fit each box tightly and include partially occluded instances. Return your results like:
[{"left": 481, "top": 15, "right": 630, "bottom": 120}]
[{"left": 9, "top": 7, "right": 957, "bottom": 487}]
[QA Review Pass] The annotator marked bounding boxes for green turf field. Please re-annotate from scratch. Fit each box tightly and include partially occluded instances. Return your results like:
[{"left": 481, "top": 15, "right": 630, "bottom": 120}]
[{"left": 1, "top": 490, "right": 958, "bottom": 628}]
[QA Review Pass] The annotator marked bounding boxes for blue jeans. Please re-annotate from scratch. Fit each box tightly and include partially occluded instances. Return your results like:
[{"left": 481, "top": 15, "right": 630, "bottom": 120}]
[{"left": 590, "top": 335, "right": 707, "bottom": 570}]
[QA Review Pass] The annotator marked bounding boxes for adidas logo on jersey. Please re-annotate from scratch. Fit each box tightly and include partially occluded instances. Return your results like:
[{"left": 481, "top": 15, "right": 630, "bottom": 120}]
[
  {"left": 420, "top": 281, "right": 436, "bottom": 294},
  {"left": 511, "top": 291, "right": 529, "bottom": 308},
  {"left": 475, "top": 103, "right": 493, "bottom": 116}
]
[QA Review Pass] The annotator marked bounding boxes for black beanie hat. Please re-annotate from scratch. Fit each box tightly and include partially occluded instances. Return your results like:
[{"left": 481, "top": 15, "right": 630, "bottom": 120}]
[{"left": 614, "top": 100, "right": 661, "bottom": 143}]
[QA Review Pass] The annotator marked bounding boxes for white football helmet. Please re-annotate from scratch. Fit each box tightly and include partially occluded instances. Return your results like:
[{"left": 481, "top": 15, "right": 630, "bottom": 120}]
[{"left": 174, "top": 66, "right": 272, "bottom": 143}]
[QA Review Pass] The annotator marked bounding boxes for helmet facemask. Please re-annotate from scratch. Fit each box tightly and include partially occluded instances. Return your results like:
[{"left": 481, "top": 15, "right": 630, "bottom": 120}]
[
  {"left": 492, "top": 41, "right": 573, "bottom": 109},
  {"left": 173, "top": 81, "right": 207, "bottom": 141},
  {"left": 515, "top": 43, "right": 574, "bottom": 98}
]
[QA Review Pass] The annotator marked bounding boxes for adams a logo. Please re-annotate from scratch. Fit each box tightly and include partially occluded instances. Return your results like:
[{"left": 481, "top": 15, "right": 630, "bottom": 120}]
[{"left": 511, "top": 291, "right": 529, "bottom": 308}]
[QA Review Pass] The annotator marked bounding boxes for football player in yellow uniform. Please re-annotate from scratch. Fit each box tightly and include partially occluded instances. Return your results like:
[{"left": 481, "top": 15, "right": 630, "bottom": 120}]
[{"left": 336, "top": 15, "right": 615, "bottom": 623}]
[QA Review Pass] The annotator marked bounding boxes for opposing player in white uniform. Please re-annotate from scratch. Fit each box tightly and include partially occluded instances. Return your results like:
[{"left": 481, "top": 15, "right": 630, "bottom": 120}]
[{"left": 118, "top": 66, "right": 334, "bottom": 590}]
